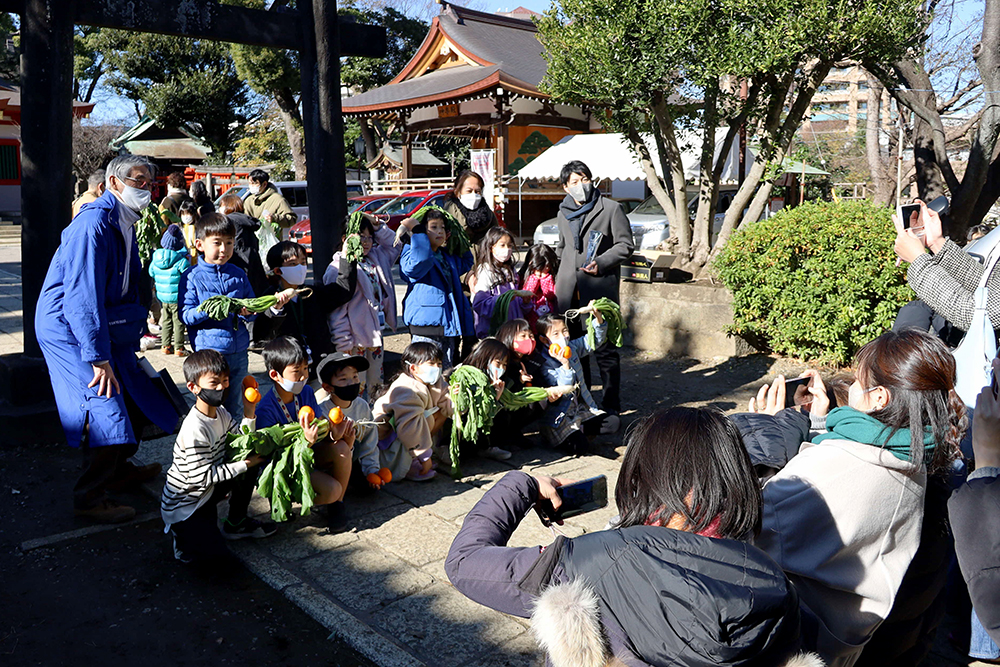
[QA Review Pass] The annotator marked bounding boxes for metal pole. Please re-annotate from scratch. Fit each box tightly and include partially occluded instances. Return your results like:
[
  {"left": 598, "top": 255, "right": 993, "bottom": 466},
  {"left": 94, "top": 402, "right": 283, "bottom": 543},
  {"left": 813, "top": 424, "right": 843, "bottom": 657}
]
[
  {"left": 299, "top": 0, "right": 348, "bottom": 276},
  {"left": 21, "top": 0, "right": 75, "bottom": 357},
  {"left": 738, "top": 78, "right": 748, "bottom": 186}
]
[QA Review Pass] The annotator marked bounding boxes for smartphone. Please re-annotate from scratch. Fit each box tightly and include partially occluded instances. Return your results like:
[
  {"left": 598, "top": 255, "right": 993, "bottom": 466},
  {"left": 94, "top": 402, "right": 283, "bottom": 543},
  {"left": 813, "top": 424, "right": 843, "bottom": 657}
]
[
  {"left": 535, "top": 475, "right": 608, "bottom": 527},
  {"left": 898, "top": 202, "right": 922, "bottom": 230},
  {"left": 784, "top": 377, "right": 811, "bottom": 408}
]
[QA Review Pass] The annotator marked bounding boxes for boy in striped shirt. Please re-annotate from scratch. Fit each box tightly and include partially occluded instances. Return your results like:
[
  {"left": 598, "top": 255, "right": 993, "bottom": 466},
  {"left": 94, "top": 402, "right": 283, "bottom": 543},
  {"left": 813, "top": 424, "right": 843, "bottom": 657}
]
[{"left": 161, "top": 350, "right": 275, "bottom": 563}]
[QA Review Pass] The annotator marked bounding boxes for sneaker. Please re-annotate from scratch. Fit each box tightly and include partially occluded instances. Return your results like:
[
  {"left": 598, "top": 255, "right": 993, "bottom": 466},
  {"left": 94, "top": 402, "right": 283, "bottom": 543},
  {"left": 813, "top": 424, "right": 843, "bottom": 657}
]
[
  {"left": 162, "top": 346, "right": 174, "bottom": 355},
  {"left": 221, "top": 517, "right": 278, "bottom": 540},
  {"left": 483, "top": 446, "right": 512, "bottom": 461},
  {"left": 175, "top": 348, "right": 187, "bottom": 357},
  {"left": 74, "top": 499, "right": 136, "bottom": 524},
  {"left": 107, "top": 462, "right": 162, "bottom": 492},
  {"left": 139, "top": 334, "right": 160, "bottom": 352},
  {"left": 327, "top": 501, "right": 349, "bottom": 534},
  {"left": 599, "top": 415, "right": 621, "bottom": 435}
]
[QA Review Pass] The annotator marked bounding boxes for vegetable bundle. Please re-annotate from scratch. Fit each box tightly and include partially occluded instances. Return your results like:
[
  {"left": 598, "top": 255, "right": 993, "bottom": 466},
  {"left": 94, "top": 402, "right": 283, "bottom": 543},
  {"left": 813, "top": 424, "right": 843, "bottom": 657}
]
[
  {"left": 586, "top": 297, "right": 625, "bottom": 349},
  {"left": 410, "top": 205, "right": 471, "bottom": 257},
  {"left": 196, "top": 288, "right": 311, "bottom": 322},
  {"left": 448, "top": 365, "right": 499, "bottom": 478},
  {"left": 489, "top": 290, "right": 520, "bottom": 335},
  {"left": 343, "top": 210, "right": 365, "bottom": 263},
  {"left": 498, "top": 386, "right": 550, "bottom": 410},
  {"left": 136, "top": 203, "right": 181, "bottom": 266},
  {"left": 227, "top": 418, "right": 334, "bottom": 522}
]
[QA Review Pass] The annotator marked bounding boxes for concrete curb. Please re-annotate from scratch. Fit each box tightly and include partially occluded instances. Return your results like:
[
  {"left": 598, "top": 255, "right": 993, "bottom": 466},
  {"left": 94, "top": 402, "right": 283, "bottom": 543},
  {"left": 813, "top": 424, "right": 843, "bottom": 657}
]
[{"left": 231, "top": 540, "right": 428, "bottom": 667}]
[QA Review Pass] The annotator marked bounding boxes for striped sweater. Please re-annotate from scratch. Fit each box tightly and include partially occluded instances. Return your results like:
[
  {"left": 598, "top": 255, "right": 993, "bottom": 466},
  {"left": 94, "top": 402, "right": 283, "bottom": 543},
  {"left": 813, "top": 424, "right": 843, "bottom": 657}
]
[{"left": 161, "top": 405, "right": 255, "bottom": 531}]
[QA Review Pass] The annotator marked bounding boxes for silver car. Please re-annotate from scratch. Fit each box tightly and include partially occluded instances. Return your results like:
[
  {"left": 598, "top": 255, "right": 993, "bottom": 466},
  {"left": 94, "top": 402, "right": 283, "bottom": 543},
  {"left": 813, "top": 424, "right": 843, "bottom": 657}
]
[
  {"left": 627, "top": 196, "right": 671, "bottom": 250},
  {"left": 533, "top": 218, "right": 560, "bottom": 248}
]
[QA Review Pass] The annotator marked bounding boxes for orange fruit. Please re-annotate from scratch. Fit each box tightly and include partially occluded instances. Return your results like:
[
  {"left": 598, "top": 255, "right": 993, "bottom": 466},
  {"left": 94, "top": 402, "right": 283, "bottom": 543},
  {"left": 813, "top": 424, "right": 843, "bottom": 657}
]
[
  {"left": 329, "top": 406, "right": 345, "bottom": 424},
  {"left": 298, "top": 405, "right": 315, "bottom": 422},
  {"left": 549, "top": 343, "right": 560, "bottom": 357},
  {"left": 378, "top": 467, "right": 392, "bottom": 484},
  {"left": 562, "top": 346, "right": 572, "bottom": 359},
  {"left": 366, "top": 472, "right": 383, "bottom": 488},
  {"left": 244, "top": 387, "right": 261, "bottom": 403},
  {"left": 242, "top": 375, "right": 258, "bottom": 389}
]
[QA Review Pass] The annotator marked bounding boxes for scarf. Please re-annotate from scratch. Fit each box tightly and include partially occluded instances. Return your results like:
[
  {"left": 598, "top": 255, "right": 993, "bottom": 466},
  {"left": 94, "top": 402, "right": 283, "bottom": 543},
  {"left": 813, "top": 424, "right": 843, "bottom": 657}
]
[
  {"left": 812, "top": 406, "right": 935, "bottom": 463},
  {"left": 452, "top": 196, "right": 494, "bottom": 236},
  {"left": 559, "top": 190, "right": 600, "bottom": 252}
]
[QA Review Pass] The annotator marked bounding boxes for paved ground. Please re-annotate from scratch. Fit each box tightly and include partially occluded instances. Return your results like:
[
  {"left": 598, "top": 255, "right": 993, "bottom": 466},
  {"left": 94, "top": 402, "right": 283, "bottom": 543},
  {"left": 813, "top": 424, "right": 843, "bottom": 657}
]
[{"left": 1, "top": 231, "right": 988, "bottom": 666}]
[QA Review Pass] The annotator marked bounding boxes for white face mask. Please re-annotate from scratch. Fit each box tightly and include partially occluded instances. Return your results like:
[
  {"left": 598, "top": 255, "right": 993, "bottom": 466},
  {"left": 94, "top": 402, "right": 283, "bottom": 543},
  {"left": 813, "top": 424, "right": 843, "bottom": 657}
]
[
  {"left": 567, "top": 182, "right": 593, "bottom": 203},
  {"left": 120, "top": 184, "right": 152, "bottom": 213},
  {"left": 549, "top": 334, "right": 569, "bottom": 347},
  {"left": 459, "top": 193, "right": 482, "bottom": 210},
  {"left": 493, "top": 246, "right": 512, "bottom": 263},
  {"left": 279, "top": 264, "right": 308, "bottom": 286},
  {"left": 414, "top": 364, "right": 441, "bottom": 386},
  {"left": 278, "top": 378, "right": 306, "bottom": 395},
  {"left": 249, "top": 184, "right": 262, "bottom": 196},
  {"left": 489, "top": 364, "right": 505, "bottom": 381},
  {"left": 181, "top": 215, "right": 194, "bottom": 225}
]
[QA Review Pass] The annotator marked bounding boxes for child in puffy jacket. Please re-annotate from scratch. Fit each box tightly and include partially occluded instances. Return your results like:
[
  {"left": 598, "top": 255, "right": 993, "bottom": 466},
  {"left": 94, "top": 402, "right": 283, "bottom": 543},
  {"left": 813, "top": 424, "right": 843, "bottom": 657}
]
[
  {"left": 519, "top": 243, "right": 559, "bottom": 328},
  {"left": 149, "top": 224, "right": 190, "bottom": 356}
]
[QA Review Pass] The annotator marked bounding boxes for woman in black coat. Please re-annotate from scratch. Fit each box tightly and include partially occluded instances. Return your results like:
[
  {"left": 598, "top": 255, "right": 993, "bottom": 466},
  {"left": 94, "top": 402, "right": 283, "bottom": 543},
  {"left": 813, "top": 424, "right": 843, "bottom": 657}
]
[
  {"left": 554, "top": 160, "right": 633, "bottom": 418},
  {"left": 446, "top": 407, "right": 819, "bottom": 667}
]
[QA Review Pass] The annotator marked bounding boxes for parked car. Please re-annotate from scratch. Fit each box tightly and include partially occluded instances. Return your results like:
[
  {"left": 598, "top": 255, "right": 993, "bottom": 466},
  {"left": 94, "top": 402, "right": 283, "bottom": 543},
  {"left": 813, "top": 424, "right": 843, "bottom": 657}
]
[
  {"left": 614, "top": 198, "right": 644, "bottom": 215},
  {"left": 215, "top": 179, "right": 368, "bottom": 223},
  {"left": 531, "top": 198, "right": 650, "bottom": 249},
  {"left": 625, "top": 191, "right": 738, "bottom": 250},
  {"left": 288, "top": 195, "right": 396, "bottom": 254},
  {"left": 375, "top": 189, "right": 451, "bottom": 230}
]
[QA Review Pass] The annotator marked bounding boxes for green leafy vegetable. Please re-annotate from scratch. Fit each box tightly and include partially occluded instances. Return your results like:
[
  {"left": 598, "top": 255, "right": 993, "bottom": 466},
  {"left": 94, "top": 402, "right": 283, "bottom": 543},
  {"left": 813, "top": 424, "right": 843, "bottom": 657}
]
[
  {"left": 343, "top": 210, "right": 365, "bottom": 263},
  {"left": 489, "top": 290, "right": 520, "bottom": 336},
  {"left": 447, "top": 365, "right": 499, "bottom": 478},
  {"left": 136, "top": 203, "right": 181, "bottom": 266},
  {"left": 498, "top": 386, "right": 550, "bottom": 410},
  {"left": 197, "top": 294, "right": 280, "bottom": 321},
  {"left": 586, "top": 297, "right": 624, "bottom": 349}
]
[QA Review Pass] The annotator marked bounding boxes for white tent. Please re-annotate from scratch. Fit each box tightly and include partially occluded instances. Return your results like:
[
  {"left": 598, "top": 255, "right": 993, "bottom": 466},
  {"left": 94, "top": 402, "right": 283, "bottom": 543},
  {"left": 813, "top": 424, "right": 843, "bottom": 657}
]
[{"left": 514, "top": 130, "right": 756, "bottom": 183}]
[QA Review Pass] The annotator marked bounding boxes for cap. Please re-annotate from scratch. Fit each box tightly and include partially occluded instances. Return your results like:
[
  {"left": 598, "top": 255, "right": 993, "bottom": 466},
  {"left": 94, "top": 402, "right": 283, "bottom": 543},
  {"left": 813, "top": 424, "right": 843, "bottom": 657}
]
[{"left": 317, "top": 351, "right": 370, "bottom": 383}]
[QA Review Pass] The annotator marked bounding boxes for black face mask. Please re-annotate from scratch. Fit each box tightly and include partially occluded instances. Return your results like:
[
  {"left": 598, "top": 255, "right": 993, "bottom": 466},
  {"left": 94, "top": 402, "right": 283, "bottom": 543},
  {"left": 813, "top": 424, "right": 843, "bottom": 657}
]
[
  {"left": 332, "top": 383, "right": 362, "bottom": 402},
  {"left": 198, "top": 386, "right": 228, "bottom": 408}
]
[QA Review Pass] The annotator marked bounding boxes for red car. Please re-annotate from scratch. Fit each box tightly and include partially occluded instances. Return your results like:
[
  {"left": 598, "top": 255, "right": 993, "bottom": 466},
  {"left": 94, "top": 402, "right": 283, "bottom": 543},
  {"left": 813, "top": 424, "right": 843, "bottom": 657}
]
[
  {"left": 375, "top": 189, "right": 451, "bottom": 230},
  {"left": 288, "top": 195, "right": 397, "bottom": 253}
]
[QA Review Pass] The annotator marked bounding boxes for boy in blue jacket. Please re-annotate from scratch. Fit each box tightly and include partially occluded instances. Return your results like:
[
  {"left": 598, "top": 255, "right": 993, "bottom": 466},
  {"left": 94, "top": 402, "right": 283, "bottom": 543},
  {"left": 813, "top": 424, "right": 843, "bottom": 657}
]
[
  {"left": 149, "top": 224, "right": 190, "bottom": 356},
  {"left": 398, "top": 208, "right": 474, "bottom": 368},
  {"left": 180, "top": 213, "right": 290, "bottom": 417}
]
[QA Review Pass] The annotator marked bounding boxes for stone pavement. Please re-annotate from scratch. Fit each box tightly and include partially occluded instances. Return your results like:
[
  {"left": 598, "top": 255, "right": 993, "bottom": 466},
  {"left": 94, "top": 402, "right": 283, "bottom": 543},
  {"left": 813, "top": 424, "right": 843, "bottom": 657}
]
[{"left": 4, "top": 235, "right": 986, "bottom": 667}]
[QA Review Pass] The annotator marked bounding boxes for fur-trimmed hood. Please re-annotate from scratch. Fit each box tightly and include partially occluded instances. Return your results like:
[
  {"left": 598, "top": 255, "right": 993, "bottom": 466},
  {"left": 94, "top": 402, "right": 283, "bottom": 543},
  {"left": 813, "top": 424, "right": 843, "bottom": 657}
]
[{"left": 532, "top": 579, "right": 823, "bottom": 667}]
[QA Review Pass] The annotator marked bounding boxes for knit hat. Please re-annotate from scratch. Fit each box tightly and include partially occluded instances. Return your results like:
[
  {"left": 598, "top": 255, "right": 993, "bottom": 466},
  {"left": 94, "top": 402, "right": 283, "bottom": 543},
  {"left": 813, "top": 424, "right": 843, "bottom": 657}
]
[{"left": 161, "top": 224, "right": 185, "bottom": 251}]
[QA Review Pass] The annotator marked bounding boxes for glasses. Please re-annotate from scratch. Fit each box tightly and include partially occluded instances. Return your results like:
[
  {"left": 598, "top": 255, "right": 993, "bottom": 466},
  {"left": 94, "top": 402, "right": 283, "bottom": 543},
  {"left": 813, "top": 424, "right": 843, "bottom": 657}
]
[{"left": 123, "top": 175, "right": 154, "bottom": 188}]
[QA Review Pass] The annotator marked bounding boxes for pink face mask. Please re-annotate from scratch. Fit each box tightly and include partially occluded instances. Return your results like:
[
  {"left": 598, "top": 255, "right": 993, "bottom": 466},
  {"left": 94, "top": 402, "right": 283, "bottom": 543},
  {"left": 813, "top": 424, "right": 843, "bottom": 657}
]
[{"left": 512, "top": 338, "right": 535, "bottom": 356}]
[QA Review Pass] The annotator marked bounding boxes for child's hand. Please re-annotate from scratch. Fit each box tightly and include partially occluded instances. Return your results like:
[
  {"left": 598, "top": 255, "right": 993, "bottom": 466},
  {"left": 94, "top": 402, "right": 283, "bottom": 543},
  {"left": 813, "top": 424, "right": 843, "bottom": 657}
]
[
  {"left": 588, "top": 300, "right": 604, "bottom": 325},
  {"left": 341, "top": 418, "right": 357, "bottom": 449},
  {"left": 366, "top": 472, "right": 384, "bottom": 490},
  {"left": 328, "top": 415, "right": 351, "bottom": 443},
  {"left": 245, "top": 453, "right": 265, "bottom": 468},
  {"left": 275, "top": 288, "right": 295, "bottom": 309},
  {"left": 494, "top": 379, "right": 505, "bottom": 400},
  {"left": 301, "top": 411, "right": 321, "bottom": 445},
  {"left": 520, "top": 365, "right": 533, "bottom": 384},
  {"left": 239, "top": 307, "right": 252, "bottom": 317}
]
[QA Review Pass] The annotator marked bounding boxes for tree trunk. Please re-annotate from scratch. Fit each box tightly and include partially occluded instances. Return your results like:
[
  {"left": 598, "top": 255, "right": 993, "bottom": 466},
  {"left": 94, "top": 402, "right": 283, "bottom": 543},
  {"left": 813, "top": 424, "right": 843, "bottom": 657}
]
[
  {"left": 865, "top": 76, "right": 895, "bottom": 206},
  {"left": 690, "top": 83, "right": 719, "bottom": 267},
  {"left": 274, "top": 86, "right": 307, "bottom": 179},
  {"left": 650, "top": 97, "right": 691, "bottom": 254},
  {"left": 625, "top": 121, "right": 681, "bottom": 248},
  {"left": 709, "top": 62, "right": 832, "bottom": 263}
]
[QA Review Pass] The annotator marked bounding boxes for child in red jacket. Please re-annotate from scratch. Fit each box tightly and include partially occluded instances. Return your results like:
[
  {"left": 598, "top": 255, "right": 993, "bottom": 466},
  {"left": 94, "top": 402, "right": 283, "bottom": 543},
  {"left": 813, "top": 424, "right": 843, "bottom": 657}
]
[{"left": 520, "top": 243, "right": 559, "bottom": 327}]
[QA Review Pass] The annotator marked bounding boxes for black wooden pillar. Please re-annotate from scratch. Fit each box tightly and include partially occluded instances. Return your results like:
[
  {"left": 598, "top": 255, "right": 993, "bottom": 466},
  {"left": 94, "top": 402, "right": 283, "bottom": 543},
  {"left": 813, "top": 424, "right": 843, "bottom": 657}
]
[
  {"left": 20, "top": 0, "right": 75, "bottom": 357},
  {"left": 300, "top": 0, "right": 348, "bottom": 277}
]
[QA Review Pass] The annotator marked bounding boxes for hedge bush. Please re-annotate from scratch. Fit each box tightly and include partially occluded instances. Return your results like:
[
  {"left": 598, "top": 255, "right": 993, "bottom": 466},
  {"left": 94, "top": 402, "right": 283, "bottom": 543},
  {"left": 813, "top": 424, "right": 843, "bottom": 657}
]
[{"left": 714, "top": 200, "right": 913, "bottom": 365}]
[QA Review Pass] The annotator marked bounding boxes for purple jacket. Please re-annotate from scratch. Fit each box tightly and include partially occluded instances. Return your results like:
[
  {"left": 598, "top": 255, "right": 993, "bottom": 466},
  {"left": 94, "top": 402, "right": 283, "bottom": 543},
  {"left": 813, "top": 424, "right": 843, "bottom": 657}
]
[{"left": 446, "top": 472, "right": 806, "bottom": 667}]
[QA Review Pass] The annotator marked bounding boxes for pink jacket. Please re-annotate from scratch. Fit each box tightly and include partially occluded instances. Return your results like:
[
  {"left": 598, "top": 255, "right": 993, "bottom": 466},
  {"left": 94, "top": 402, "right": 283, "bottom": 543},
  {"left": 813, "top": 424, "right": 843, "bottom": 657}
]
[
  {"left": 323, "top": 224, "right": 400, "bottom": 351},
  {"left": 522, "top": 272, "right": 557, "bottom": 317}
]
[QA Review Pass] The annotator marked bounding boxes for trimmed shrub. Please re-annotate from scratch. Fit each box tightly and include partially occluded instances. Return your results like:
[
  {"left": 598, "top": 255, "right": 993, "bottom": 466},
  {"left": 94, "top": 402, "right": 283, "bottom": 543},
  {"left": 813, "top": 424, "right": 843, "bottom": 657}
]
[{"left": 714, "top": 200, "right": 913, "bottom": 365}]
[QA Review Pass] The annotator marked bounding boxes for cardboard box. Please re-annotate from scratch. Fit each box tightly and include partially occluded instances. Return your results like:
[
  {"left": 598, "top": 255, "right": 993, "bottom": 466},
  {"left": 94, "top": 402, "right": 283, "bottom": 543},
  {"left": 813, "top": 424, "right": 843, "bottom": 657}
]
[
  {"left": 620, "top": 256, "right": 652, "bottom": 283},
  {"left": 651, "top": 254, "right": 678, "bottom": 282}
]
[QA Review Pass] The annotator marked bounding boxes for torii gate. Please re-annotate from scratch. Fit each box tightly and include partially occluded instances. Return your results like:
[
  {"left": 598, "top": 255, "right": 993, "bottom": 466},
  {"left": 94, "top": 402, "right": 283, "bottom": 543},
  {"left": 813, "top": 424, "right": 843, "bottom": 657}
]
[{"left": 0, "top": 0, "right": 386, "bottom": 356}]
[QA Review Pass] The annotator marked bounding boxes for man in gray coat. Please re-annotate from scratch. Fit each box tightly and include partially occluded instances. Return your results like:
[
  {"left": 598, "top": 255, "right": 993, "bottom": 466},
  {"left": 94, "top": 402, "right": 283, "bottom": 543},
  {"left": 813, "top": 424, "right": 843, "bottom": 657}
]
[{"left": 554, "top": 160, "right": 634, "bottom": 421}]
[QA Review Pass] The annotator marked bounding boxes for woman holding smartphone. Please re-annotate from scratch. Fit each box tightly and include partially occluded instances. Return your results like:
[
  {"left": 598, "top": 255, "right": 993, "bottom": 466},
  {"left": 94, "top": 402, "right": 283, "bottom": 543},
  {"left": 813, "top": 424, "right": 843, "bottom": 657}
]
[{"left": 445, "top": 407, "right": 819, "bottom": 667}]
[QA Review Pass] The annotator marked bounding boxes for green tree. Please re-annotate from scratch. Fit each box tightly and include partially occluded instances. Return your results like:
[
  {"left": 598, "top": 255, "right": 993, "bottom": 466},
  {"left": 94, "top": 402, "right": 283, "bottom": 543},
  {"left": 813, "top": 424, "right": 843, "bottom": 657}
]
[
  {"left": 225, "top": 0, "right": 306, "bottom": 178},
  {"left": 537, "top": 0, "right": 926, "bottom": 270},
  {"left": 232, "top": 106, "right": 294, "bottom": 181},
  {"left": 93, "top": 29, "right": 249, "bottom": 155}
]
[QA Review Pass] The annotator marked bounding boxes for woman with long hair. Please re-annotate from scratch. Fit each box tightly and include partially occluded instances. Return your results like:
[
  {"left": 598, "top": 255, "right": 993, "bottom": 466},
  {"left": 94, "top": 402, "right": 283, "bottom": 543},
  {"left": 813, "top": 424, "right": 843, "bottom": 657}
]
[
  {"left": 750, "top": 329, "right": 967, "bottom": 667},
  {"left": 446, "top": 407, "right": 818, "bottom": 667}
]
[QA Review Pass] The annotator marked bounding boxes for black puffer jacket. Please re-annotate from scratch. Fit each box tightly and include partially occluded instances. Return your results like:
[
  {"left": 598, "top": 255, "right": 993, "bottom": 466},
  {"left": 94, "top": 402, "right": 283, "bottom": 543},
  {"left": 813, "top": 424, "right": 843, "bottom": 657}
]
[
  {"left": 446, "top": 472, "right": 818, "bottom": 667},
  {"left": 729, "top": 410, "right": 809, "bottom": 480},
  {"left": 225, "top": 212, "right": 269, "bottom": 298},
  {"left": 949, "top": 469, "right": 1000, "bottom": 645}
]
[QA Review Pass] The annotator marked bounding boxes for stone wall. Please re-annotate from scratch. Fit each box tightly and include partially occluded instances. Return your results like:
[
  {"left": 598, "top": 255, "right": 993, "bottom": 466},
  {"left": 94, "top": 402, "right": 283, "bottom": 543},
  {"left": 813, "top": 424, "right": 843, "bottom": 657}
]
[{"left": 619, "top": 280, "right": 752, "bottom": 359}]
